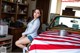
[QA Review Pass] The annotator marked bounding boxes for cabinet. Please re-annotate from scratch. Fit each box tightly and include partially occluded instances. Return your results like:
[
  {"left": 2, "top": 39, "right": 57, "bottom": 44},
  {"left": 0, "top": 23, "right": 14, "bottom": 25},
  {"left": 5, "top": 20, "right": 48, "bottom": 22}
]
[
  {"left": 0, "top": 35, "right": 13, "bottom": 52},
  {"left": 8, "top": 27, "right": 25, "bottom": 51},
  {"left": 0, "top": 0, "right": 28, "bottom": 21},
  {"left": 36, "top": 0, "right": 50, "bottom": 23}
]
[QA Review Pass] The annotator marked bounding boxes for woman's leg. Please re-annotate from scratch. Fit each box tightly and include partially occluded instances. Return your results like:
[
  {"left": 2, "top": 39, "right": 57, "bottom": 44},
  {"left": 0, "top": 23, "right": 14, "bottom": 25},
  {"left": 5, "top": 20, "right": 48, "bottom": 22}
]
[{"left": 15, "top": 37, "right": 31, "bottom": 49}]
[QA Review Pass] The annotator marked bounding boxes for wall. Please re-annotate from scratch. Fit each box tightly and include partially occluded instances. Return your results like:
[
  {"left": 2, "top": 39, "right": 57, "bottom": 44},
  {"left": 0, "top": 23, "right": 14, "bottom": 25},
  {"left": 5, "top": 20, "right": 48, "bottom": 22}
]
[
  {"left": 48, "top": 0, "right": 61, "bottom": 24},
  {"left": 27, "top": 0, "right": 61, "bottom": 23},
  {"left": 61, "top": 1, "right": 80, "bottom": 17},
  {"left": 56, "top": 0, "right": 62, "bottom": 14}
]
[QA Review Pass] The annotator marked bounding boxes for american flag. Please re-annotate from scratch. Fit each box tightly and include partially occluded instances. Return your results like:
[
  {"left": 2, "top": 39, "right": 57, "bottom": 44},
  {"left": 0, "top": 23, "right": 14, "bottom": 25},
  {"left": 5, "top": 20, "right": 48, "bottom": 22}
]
[{"left": 29, "top": 31, "right": 80, "bottom": 53}]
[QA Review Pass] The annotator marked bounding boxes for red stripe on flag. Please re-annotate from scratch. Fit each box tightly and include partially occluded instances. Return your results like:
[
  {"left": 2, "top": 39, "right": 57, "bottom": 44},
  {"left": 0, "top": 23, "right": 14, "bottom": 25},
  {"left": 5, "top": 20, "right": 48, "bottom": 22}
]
[{"left": 30, "top": 44, "right": 80, "bottom": 51}]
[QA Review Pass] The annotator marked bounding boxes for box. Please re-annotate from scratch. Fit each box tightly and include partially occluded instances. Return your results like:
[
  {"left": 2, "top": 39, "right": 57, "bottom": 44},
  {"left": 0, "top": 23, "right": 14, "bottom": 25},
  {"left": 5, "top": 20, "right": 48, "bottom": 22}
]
[{"left": 0, "top": 25, "right": 8, "bottom": 36}]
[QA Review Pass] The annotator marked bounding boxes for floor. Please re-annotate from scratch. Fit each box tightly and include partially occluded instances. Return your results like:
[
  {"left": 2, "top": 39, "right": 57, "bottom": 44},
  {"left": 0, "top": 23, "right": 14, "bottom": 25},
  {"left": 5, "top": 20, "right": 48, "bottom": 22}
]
[
  {"left": 8, "top": 48, "right": 23, "bottom": 53},
  {"left": 13, "top": 48, "right": 22, "bottom": 52},
  {"left": 7, "top": 43, "right": 30, "bottom": 53},
  {"left": 10, "top": 44, "right": 30, "bottom": 53}
]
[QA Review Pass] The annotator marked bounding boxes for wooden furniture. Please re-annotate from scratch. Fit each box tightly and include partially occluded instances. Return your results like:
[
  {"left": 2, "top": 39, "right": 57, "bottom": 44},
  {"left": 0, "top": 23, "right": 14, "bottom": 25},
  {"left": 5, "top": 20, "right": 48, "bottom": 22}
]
[
  {"left": 36, "top": 0, "right": 50, "bottom": 23},
  {"left": 0, "top": 35, "right": 13, "bottom": 52},
  {"left": 0, "top": 0, "right": 28, "bottom": 21},
  {"left": 8, "top": 27, "right": 25, "bottom": 51}
]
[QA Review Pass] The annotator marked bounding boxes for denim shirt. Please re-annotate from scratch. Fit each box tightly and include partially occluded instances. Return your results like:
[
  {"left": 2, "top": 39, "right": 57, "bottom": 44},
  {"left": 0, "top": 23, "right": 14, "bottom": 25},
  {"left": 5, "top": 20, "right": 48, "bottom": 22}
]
[{"left": 22, "top": 18, "right": 40, "bottom": 38}]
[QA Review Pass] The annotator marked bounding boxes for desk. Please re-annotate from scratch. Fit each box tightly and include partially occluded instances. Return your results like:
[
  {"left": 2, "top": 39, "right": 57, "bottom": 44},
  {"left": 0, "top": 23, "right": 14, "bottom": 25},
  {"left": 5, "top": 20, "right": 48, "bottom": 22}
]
[{"left": 29, "top": 31, "right": 80, "bottom": 53}]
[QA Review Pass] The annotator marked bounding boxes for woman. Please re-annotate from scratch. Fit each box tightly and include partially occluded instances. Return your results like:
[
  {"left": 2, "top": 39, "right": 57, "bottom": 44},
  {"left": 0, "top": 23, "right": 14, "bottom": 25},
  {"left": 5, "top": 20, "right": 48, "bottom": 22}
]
[{"left": 15, "top": 9, "right": 42, "bottom": 52}]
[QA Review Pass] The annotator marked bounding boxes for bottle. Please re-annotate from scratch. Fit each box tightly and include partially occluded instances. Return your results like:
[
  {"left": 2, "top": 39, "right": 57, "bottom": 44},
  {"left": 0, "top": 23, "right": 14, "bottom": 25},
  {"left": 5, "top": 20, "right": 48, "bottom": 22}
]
[
  {"left": 10, "top": 0, "right": 14, "bottom": 2},
  {"left": 59, "top": 29, "right": 67, "bottom": 37},
  {"left": 18, "top": 0, "right": 22, "bottom": 3},
  {"left": 4, "top": 5, "right": 7, "bottom": 12},
  {"left": 59, "top": 22, "right": 67, "bottom": 37}
]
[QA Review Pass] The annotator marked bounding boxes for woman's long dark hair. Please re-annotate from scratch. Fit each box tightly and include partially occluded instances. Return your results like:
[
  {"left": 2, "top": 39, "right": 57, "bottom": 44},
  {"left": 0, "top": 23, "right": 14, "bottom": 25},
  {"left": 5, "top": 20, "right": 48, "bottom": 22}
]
[
  {"left": 27, "top": 8, "right": 43, "bottom": 34},
  {"left": 32, "top": 8, "right": 43, "bottom": 34}
]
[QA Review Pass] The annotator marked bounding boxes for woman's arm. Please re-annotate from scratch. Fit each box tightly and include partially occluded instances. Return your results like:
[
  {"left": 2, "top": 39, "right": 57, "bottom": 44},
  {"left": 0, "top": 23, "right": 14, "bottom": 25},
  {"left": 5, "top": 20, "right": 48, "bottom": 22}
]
[{"left": 22, "top": 19, "right": 40, "bottom": 35}]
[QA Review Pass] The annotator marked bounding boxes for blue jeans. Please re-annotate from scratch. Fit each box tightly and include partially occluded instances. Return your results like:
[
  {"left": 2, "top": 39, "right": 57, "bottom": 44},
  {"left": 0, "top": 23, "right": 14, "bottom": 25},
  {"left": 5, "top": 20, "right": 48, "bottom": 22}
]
[{"left": 27, "top": 35, "right": 33, "bottom": 42}]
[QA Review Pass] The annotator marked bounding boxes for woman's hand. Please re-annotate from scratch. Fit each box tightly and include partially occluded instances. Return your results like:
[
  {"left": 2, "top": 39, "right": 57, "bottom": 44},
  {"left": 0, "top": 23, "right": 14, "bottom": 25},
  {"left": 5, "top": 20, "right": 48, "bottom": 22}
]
[{"left": 22, "top": 35, "right": 25, "bottom": 37}]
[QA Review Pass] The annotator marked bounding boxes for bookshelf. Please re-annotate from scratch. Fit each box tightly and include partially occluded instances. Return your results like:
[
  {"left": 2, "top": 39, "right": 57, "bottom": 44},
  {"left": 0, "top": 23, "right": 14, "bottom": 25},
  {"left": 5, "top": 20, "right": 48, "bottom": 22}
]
[
  {"left": 0, "top": 0, "right": 28, "bottom": 51},
  {"left": 0, "top": 0, "right": 28, "bottom": 21}
]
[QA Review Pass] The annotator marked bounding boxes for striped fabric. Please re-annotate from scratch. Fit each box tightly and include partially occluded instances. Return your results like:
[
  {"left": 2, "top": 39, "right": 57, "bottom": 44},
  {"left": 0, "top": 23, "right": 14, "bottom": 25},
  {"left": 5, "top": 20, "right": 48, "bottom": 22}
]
[{"left": 29, "top": 31, "right": 80, "bottom": 53}]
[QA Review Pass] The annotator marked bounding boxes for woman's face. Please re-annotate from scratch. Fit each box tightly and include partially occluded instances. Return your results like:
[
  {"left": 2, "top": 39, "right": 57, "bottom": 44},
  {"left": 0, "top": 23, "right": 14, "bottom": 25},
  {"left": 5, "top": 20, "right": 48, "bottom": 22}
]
[{"left": 33, "top": 9, "right": 41, "bottom": 19}]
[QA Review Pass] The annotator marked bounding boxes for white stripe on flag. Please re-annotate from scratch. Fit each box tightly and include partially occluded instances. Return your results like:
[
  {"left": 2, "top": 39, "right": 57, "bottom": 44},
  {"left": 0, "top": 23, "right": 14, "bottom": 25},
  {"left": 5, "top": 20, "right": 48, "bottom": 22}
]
[{"left": 31, "top": 40, "right": 80, "bottom": 46}]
